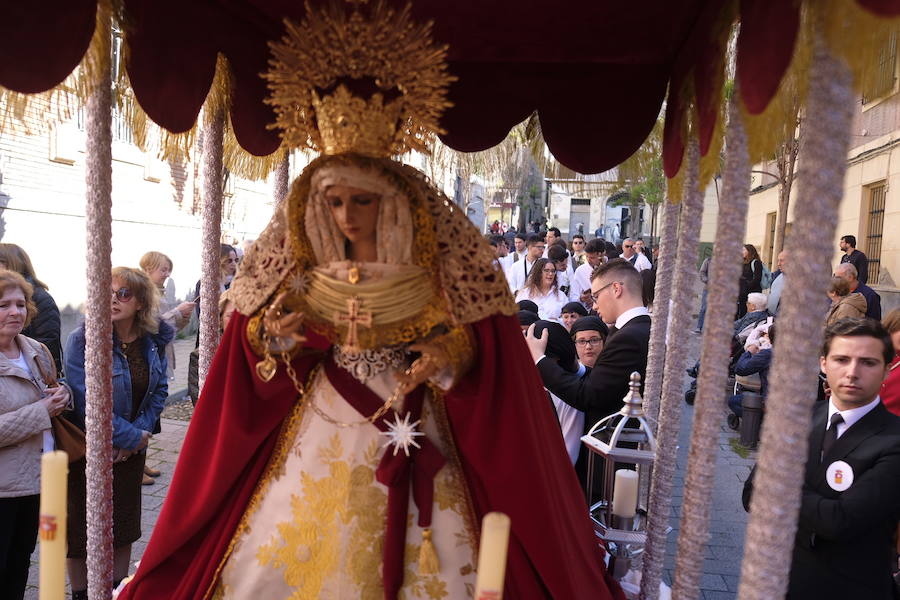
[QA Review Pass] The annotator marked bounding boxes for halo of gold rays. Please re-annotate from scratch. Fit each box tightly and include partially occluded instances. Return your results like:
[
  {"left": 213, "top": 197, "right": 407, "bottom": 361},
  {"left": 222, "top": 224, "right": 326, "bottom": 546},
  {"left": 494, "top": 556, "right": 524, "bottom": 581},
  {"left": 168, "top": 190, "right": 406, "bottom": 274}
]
[{"left": 264, "top": 0, "right": 455, "bottom": 156}]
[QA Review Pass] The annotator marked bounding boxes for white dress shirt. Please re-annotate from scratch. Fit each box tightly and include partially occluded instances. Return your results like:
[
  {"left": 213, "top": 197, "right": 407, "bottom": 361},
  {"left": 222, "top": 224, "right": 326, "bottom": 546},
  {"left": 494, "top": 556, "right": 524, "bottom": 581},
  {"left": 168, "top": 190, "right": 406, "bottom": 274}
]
[
  {"left": 625, "top": 252, "right": 652, "bottom": 272},
  {"left": 515, "top": 287, "right": 568, "bottom": 322},
  {"left": 507, "top": 256, "right": 537, "bottom": 293},
  {"left": 826, "top": 396, "right": 881, "bottom": 439},
  {"left": 550, "top": 363, "right": 587, "bottom": 465},
  {"left": 570, "top": 262, "right": 594, "bottom": 307},
  {"left": 614, "top": 305, "right": 651, "bottom": 330}
]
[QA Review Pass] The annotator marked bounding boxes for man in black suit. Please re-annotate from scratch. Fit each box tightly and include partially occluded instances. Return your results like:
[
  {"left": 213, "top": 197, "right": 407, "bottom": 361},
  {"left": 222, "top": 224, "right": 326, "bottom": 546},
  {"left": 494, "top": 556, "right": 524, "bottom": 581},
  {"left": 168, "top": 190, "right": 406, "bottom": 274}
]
[
  {"left": 743, "top": 318, "right": 900, "bottom": 599},
  {"left": 525, "top": 258, "right": 651, "bottom": 487}
]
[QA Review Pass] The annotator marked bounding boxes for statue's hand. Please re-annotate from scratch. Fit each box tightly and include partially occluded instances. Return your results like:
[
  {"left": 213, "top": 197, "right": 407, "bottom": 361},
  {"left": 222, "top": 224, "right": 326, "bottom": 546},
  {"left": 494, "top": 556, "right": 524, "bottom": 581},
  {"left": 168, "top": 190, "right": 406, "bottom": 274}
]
[
  {"left": 396, "top": 342, "right": 447, "bottom": 396},
  {"left": 263, "top": 292, "right": 307, "bottom": 346}
]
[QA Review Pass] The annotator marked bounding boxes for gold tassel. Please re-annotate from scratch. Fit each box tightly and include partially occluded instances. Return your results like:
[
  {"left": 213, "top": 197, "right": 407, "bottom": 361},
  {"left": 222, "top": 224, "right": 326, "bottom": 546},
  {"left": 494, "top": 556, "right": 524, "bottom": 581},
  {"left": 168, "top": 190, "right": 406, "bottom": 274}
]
[{"left": 418, "top": 528, "right": 440, "bottom": 575}]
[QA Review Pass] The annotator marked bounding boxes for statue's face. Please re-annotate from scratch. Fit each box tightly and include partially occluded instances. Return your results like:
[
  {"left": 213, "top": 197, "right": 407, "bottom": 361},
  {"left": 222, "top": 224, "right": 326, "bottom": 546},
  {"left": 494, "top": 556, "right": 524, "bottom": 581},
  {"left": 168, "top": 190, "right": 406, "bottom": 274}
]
[{"left": 325, "top": 185, "right": 381, "bottom": 245}]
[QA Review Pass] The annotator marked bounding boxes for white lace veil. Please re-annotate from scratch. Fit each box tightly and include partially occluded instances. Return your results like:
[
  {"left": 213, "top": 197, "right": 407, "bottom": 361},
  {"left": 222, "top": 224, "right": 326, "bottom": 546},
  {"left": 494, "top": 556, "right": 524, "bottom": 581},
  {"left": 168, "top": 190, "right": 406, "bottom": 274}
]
[{"left": 305, "top": 164, "right": 413, "bottom": 265}]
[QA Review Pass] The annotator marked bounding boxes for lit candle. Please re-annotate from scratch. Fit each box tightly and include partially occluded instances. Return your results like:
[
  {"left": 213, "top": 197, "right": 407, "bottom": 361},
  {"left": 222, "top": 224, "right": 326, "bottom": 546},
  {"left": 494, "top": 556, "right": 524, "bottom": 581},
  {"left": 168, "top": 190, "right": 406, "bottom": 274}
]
[
  {"left": 474, "top": 512, "right": 511, "bottom": 600},
  {"left": 611, "top": 469, "right": 638, "bottom": 519},
  {"left": 39, "top": 450, "right": 68, "bottom": 600}
]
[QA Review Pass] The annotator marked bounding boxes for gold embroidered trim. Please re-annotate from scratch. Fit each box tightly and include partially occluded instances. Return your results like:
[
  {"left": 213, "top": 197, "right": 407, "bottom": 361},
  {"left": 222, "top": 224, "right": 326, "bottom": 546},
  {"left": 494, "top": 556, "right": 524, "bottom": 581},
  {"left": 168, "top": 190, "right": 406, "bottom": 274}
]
[
  {"left": 232, "top": 153, "right": 516, "bottom": 332},
  {"left": 427, "top": 326, "right": 475, "bottom": 389},
  {"left": 426, "top": 385, "right": 480, "bottom": 564},
  {"left": 202, "top": 369, "right": 319, "bottom": 600}
]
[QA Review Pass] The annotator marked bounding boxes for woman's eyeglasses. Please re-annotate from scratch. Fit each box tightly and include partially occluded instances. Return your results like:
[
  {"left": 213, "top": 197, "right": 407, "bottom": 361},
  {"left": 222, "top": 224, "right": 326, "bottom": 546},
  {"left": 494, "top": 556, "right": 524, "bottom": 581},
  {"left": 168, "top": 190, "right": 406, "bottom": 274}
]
[
  {"left": 112, "top": 288, "right": 134, "bottom": 302},
  {"left": 541, "top": 267, "right": 557, "bottom": 274}
]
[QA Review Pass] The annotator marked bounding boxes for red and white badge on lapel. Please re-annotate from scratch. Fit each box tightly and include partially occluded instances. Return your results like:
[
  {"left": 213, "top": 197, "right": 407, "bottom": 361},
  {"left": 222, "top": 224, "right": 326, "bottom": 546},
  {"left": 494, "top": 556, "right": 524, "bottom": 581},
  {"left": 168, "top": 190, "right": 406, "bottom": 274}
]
[{"left": 825, "top": 460, "right": 854, "bottom": 492}]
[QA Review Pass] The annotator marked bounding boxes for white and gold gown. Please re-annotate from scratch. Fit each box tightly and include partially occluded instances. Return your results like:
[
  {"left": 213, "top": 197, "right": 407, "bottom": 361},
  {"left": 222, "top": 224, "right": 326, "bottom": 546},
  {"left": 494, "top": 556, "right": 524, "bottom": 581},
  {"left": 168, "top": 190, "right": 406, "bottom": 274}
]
[{"left": 215, "top": 262, "right": 479, "bottom": 599}]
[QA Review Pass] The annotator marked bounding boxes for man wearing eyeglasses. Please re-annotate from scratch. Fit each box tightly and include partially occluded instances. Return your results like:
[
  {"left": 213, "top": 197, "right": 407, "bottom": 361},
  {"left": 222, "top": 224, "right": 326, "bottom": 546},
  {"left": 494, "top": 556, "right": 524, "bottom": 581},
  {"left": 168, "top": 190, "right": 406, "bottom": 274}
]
[
  {"left": 525, "top": 258, "right": 651, "bottom": 488},
  {"left": 621, "top": 238, "right": 652, "bottom": 272}
]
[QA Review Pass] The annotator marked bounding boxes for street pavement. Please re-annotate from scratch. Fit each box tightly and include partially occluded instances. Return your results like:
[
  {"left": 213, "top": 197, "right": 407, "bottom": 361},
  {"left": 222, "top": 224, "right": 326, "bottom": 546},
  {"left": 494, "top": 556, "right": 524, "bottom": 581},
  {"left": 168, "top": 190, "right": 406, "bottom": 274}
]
[{"left": 26, "top": 333, "right": 755, "bottom": 599}]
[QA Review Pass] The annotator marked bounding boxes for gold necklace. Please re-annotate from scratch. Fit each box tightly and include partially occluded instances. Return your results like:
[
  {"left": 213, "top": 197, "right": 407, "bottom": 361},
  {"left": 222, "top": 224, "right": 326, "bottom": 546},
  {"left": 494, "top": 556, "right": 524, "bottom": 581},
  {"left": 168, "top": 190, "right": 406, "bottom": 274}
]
[{"left": 285, "top": 360, "right": 408, "bottom": 429}]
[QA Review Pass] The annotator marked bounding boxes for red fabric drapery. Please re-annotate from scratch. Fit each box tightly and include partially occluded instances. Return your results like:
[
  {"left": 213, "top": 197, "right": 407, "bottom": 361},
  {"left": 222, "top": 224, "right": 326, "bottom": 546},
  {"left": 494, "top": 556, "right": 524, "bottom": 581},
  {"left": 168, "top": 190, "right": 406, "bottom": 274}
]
[{"left": 3, "top": 1, "right": 900, "bottom": 175}]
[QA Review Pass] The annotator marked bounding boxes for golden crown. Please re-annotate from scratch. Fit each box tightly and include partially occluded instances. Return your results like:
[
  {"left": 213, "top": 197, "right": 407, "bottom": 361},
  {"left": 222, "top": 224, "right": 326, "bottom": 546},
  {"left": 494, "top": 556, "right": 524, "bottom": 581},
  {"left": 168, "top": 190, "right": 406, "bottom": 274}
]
[{"left": 264, "top": 1, "right": 455, "bottom": 158}]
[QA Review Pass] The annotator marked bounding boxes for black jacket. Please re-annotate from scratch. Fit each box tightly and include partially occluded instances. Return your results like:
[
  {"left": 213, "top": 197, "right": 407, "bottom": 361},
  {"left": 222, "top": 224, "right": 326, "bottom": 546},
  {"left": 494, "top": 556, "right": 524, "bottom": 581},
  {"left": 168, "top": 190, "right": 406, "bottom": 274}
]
[
  {"left": 841, "top": 249, "right": 869, "bottom": 286},
  {"left": 21, "top": 281, "right": 62, "bottom": 375},
  {"left": 743, "top": 401, "right": 900, "bottom": 599},
  {"left": 537, "top": 314, "right": 651, "bottom": 489}
]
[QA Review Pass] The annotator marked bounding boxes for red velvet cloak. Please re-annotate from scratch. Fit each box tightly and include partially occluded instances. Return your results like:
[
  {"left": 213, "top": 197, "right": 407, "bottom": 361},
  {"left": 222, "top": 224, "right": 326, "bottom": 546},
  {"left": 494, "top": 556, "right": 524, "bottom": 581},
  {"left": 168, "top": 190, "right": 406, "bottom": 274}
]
[{"left": 119, "top": 312, "right": 624, "bottom": 599}]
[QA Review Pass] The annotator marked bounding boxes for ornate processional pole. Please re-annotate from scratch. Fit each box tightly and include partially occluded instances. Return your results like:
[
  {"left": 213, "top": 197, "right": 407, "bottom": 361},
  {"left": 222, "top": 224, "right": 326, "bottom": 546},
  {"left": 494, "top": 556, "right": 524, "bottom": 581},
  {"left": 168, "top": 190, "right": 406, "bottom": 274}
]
[
  {"left": 642, "top": 197, "right": 680, "bottom": 430},
  {"left": 198, "top": 106, "right": 226, "bottom": 389},
  {"left": 737, "top": 20, "right": 855, "bottom": 600},
  {"left": 273, "top": 150, "right": 290, "bottom": 208},
  {"left": 672, "top": 95, "right": 751, "bottom": 599},
  {"left": 83, "top": 6, "right": 115, "bottom": 599},
  {"left": 640, "top": 138, "right": 704, "bottom": 600}
]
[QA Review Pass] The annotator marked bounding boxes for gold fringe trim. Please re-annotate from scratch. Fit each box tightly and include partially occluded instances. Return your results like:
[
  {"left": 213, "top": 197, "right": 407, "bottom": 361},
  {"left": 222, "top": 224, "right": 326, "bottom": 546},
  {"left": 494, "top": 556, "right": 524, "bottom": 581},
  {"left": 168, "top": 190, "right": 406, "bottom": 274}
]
[
  {"left": 822, "top": 0, "right": 900, "bottom": 96},
  {"left": 0, "top": 0, "right": 118, "bottom": 136},
  {"left": 417, "top": 528, "right": 440, "bottom": 574},
  {"left": 740, "top": 3, "right": 811, "bottom": 169}
]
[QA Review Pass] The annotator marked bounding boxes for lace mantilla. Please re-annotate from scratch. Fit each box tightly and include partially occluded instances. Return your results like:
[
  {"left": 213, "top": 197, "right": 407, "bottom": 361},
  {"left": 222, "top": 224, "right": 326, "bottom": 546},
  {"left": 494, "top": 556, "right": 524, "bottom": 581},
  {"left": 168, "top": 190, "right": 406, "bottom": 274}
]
[
  {"left": 333, "top": 345, "right": 408, "bottom": 384},
  {"left": 230, "top": 154, "right": 516, "bottom": 335}
]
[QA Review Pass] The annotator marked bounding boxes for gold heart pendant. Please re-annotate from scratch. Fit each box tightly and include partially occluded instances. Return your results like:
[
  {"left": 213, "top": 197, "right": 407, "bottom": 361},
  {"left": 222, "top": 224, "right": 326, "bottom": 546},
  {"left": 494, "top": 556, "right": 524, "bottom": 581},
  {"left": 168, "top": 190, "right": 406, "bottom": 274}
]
[{"left": 256, "top": 356, "right": 277, "bottom": 382}]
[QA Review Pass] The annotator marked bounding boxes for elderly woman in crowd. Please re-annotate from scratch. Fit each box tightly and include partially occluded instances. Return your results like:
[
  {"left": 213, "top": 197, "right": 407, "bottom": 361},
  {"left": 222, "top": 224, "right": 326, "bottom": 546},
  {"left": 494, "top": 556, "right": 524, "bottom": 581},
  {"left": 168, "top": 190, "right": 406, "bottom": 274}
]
[
  {"left": 825, "top": 276, "right": 866, "bottom": 326},
  {"left": 0, "top": 270, "right": 70, "bottom": 600},
  {"left": 0, "top": 244, "right": 63, "bottom": 374},
  {"left": 64, "top": 267, "right": 173, "bottom": 599},
  {"left": 515, "top": 257, "right": 569, "bottom": 322},
  {"left": 734, "top": 292, "right": 770, "bottom": 337}
]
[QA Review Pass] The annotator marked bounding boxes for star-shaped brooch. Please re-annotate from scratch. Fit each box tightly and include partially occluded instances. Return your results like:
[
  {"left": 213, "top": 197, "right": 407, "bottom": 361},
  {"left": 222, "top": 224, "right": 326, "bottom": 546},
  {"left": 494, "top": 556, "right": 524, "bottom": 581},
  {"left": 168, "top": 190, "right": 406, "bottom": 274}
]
[{"left": 380, "top": 413, "right": 425, "bottom": 457}]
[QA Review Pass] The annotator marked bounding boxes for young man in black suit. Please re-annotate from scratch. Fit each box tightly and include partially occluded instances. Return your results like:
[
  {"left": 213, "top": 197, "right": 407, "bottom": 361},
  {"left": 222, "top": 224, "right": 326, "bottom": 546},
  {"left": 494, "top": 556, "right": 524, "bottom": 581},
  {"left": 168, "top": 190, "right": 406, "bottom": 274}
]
[
  {"left": 525, "top": 258, "right": 651, "bottom": 487},
  {"left": 743, "top": 318, "right": 900, "bottom": 599}
]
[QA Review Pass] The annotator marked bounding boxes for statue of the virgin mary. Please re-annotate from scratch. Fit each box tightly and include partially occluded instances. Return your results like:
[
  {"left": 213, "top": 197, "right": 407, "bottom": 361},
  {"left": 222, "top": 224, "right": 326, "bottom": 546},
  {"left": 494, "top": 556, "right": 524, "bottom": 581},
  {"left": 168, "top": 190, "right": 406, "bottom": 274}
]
[{"left": 119, "top": 3, "right": 622, "bottom": 599}]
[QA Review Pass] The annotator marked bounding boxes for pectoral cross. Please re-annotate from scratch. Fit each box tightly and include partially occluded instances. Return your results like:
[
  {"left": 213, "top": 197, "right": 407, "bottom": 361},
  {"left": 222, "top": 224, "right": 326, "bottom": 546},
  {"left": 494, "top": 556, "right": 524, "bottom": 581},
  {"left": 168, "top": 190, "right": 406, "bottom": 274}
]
[{"left": 335, "top": 296, "right": 372, "bottom": 351}]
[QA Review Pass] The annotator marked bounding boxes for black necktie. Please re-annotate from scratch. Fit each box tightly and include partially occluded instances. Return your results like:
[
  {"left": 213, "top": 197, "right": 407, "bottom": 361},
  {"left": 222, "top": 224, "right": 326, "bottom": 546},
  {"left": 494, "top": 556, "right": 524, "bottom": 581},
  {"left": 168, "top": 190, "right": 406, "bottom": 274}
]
[{"left": 821, "top": 412, "right": 844, "bottom": 461}]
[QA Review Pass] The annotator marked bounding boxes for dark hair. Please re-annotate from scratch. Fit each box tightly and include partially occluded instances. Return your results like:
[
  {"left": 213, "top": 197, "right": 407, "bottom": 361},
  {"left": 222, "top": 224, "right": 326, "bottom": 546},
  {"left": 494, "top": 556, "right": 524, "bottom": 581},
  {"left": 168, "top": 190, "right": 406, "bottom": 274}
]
[
  {"left": 525, "top": 258, "right": 558, "bottom": 295},
  {"left": 604, "top": 241, "right": 618, "bottom": 258},
  {"left": 570, "top": 315, "right": 609, "bottom": 340},
  {"left": 547, "top": 245, "right": 569, "bottom": 263},
  {"left": 526, "top": 233, "right": 544, "bottom": 246},
  {"left": 517, "top": 299, "right": 539, "bottom": 314},
  {"left": 767, "top": 324, "right": 776, "bottom": 343},
  {"left": 488, "top": 234, "right": 505, "bottom": 248},
  {"left": 518, "top": 310, "right": 540, "bottom": 327},
  {"left": 572, "top": 234, "right": 585, "bottom": 242},
  {"left": 515, "top": 232, "right": 527, "bottom": 242},
  {"left": 590, "top": 258, "right": 643, "bottom": 299},
  {"left": 561, "top": 301, "right": 588, "bottom": 317},
  {"left": 743, "top": 244, "right": 761, "bottom": 264},
  {"left": 548, "top": 227, "right": 561, "bottom": 238},
  {"left": 821, "top": 318, "right": 893, "bottom": 365},
  {"left": 533, "top": 320, "right": 578, "bottom": 372},
  {"left": 585, "top": 238, "right": 606, "bottom": 254},
  {"left": 0, "top": 243, "right": 49, "bottom": 290},
  {"left": 841, "top": 235, "right": 857, "bottom": 248}
]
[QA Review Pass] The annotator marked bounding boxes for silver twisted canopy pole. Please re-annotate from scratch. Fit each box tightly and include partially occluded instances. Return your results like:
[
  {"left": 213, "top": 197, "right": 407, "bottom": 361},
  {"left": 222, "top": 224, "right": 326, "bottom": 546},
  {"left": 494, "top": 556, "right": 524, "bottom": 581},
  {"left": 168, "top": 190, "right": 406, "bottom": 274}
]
[
  {"left": 672, "top": 95, "right": 751, "bottom": 599},
  {"left": 84, "top": 11, "right": 114, "bottom": 599},
  {"left": 198, "top": 109, "right": 225, "bottom": 389},
  {"left": 273, "top": 150, "right": 290, "bottom": 208},
  {"left": 737, "top": 24, "right": 855, "bottom": 600},
  {"left": 640, "top": 137, "right": 704, "bottom": 600},
  {"left": 643, "top": 197, "right": 681, "bottom": 431}
]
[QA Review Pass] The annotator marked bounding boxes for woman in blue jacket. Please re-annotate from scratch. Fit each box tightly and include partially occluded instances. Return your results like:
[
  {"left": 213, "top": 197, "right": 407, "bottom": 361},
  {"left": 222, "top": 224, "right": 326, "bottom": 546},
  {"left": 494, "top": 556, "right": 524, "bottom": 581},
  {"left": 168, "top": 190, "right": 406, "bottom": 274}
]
[{"left": 64, "top": 267, "right": 173, "bottom": 599}]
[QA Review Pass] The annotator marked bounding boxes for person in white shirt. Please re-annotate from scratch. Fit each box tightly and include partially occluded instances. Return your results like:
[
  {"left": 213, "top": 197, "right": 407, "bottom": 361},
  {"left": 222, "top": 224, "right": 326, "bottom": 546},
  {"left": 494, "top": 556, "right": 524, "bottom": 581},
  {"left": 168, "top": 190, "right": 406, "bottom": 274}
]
[
  {"left": 570, "top": 238, "right": 606, "bottom": 310},
  {"left": 620, "top": 238, "right": 652, "bottom": 271},
  {"left": 547, "top": 244, "right": 576, "bottom": 300},
  {"left": 488, "top": 234, "right": 515, "bottom": 275},
  {"left": 507, "top": 233, "right": 546, "bottom": 293},
  {"left": 514, "top": 258, "right": 568, "bottom": 322},
  {"left": 531, "top": 319, "right": 584, "bottom": 465},
  {"left": 511, "top": 232, "right": 528, "bottom": 263},
  {"left": 570, "top": 234, "right": 587, "bottom": 270}
]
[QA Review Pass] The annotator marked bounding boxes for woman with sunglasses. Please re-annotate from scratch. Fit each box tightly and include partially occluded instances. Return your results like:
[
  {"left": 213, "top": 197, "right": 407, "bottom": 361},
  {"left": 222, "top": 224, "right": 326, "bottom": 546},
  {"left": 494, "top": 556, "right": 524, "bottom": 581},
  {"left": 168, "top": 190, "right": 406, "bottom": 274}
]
[
  {"left": 63, "top": 267, "right": 173, "bottom": 599},
  {"left": 515, "top": 258, "right": 569, "bottom": 323}
]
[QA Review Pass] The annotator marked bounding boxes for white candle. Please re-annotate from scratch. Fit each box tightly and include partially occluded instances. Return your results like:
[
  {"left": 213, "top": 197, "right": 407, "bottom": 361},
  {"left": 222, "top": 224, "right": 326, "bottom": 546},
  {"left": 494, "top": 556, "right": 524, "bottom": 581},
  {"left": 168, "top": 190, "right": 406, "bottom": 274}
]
[
  {"left": 39, "top": 450, "right": 68, "bottom": 600},
  {"left": 474, "top": 512, "right": 511, "bottom": 600},
  {"left": 611, "top": 469, "right": 638, "bottom": 519}
]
